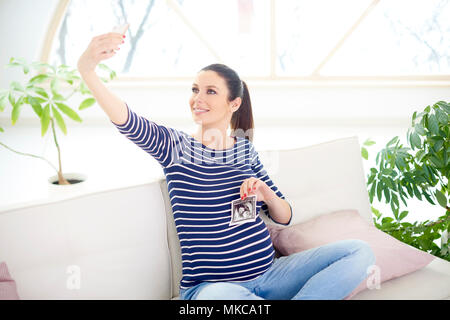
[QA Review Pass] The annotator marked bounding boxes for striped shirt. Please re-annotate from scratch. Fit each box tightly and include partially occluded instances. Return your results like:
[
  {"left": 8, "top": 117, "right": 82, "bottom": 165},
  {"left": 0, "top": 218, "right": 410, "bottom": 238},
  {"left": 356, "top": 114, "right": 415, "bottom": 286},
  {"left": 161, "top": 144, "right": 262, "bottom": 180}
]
[{"left": 112, "top": 104, "right": 292, "bottom": 290}]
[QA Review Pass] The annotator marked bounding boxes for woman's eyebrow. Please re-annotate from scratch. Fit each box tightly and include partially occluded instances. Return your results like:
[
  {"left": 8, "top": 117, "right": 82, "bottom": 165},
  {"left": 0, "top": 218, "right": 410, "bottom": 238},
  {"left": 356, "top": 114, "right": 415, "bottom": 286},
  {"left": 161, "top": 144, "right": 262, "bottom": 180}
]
[{"left": 192, "top": 83, "right": 219, "bottom": 90}]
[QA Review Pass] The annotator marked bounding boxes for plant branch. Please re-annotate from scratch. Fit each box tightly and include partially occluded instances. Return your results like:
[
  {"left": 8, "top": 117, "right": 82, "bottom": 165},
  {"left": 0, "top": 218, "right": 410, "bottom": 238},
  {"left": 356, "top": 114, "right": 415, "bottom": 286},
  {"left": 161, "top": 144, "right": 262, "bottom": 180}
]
[
  {"left": 50, "top": 118, "right": 70, "bottom": 185},
  {"left": 0, "top": 141, "right": 58, "bottom": 173}
]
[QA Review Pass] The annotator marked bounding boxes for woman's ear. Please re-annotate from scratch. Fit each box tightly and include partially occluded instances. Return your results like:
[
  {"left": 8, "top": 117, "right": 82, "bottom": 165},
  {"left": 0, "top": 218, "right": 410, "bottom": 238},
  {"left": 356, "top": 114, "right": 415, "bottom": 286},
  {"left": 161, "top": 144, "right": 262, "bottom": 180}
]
[{"left": 230, "top": 97, "right": 242, "bottom": 111}]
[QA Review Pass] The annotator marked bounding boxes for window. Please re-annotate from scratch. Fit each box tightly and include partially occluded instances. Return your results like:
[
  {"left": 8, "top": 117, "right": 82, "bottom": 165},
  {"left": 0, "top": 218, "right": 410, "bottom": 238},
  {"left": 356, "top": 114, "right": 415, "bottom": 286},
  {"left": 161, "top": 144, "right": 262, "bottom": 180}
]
[{"left": 48, "top": 0, "right": 450, "bottom": 80}]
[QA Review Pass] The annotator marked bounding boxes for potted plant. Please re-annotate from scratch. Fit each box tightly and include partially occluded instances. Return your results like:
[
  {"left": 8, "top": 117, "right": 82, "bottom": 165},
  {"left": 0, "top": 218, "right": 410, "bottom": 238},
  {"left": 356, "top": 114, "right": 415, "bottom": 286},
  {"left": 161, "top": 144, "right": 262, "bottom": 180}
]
[
  {"left": 361, "top": 100, "right": 449, "bottom": 261},
  {"left": 0, "top": 57, "right": 116, "bottom": 185}
]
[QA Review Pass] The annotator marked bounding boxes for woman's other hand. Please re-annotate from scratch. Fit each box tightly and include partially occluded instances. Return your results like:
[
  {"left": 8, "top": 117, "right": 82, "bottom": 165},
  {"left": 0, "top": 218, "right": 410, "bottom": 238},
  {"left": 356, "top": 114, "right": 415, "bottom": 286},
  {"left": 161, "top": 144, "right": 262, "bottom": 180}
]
[
  {"left": 240, "top": 177, "right": 276, "bottom": 202},
  {"left": 77, "top": 32, "right": 125, "bottom": 75}
]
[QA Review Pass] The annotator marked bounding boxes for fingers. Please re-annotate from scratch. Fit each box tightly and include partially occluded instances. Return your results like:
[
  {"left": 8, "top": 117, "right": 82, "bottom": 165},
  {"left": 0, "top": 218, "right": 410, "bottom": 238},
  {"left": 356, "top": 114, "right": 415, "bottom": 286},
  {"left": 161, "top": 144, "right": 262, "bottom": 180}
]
[
  {"left": 240, "top": 178, "right": 258, "bottom": 200},
  {"left": 91, "top": 33, "right": 125, "bottom": 55},
  {"left": 99, "top": 50, "right": 117, "bottom": 60}
]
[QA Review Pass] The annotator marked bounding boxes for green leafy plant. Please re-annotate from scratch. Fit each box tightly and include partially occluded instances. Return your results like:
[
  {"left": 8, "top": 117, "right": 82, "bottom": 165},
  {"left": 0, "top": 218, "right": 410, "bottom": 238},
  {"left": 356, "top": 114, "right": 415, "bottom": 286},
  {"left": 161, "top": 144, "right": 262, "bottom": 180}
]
[
  {"left": 361, "top": 101, "right": 449, "bottom": 261},
  {"left": 0, "top": 57, "right": 116, "bottom": 185}
]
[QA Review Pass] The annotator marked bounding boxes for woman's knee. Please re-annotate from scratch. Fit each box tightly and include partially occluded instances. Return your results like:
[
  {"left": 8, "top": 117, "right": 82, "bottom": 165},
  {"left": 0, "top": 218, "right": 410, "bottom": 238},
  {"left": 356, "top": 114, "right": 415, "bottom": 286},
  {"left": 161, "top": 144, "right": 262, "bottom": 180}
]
[{"left": 343, "top": 239, "right": 376, "bottom": 266}]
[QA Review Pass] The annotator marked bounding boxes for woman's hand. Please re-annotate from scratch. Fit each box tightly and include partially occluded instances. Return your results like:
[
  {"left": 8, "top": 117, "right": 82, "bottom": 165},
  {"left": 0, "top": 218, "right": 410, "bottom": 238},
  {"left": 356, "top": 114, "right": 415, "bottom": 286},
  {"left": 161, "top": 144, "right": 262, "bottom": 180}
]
[
  {"left": 77, "top": 32, "right": 125, "bottom": 75},
  {"left": 240, "top": 177, "right": 276, "bottom": 203}
]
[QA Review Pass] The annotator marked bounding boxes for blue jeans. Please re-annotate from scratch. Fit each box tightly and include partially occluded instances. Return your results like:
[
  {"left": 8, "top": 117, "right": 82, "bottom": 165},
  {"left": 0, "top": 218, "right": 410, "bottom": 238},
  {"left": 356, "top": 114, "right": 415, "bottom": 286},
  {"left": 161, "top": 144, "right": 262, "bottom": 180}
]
[{"left": 179, "top": 239, "right": 375, "bottom": 300}]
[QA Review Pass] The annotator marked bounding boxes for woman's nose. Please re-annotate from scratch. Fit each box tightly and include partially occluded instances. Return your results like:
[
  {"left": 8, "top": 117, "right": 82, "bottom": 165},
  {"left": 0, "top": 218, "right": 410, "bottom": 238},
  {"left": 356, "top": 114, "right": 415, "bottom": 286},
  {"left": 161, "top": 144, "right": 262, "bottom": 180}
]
[{"left": 193, "top": 93, "right": 206, "bottom": 104}]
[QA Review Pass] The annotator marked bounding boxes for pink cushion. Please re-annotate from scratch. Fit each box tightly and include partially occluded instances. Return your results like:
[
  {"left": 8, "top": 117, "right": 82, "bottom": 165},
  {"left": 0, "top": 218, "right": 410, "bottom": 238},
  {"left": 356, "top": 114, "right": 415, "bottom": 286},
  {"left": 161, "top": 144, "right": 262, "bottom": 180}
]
[
  {"left": 267, "top": 209, "right": 435, "bottom": 299},
  {"left": 0, "top": 262, "right": 20, "bottom": 300}
]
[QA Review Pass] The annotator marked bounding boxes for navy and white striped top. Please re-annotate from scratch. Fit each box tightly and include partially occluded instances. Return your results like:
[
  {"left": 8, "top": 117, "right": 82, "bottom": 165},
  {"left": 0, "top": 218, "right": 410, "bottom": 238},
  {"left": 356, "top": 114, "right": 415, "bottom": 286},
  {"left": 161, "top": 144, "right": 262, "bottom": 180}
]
[{"left": 112, "top": 104, "right": 292, "bottom": 290}]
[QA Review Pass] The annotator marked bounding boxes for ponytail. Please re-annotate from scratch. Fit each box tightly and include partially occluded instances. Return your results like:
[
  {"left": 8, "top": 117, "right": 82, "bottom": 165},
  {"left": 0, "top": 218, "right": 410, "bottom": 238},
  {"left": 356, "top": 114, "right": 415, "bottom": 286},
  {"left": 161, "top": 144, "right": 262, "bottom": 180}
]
[{"left": 230, "top": 81, "right": 254, "bottom": 142}]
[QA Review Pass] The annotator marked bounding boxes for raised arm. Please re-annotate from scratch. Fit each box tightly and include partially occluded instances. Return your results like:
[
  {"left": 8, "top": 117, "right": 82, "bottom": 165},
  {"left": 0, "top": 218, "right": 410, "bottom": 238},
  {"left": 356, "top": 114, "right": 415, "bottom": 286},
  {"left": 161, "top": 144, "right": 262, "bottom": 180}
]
[{"left": 77, "top": 31, "right": 128, "bottom": 125}]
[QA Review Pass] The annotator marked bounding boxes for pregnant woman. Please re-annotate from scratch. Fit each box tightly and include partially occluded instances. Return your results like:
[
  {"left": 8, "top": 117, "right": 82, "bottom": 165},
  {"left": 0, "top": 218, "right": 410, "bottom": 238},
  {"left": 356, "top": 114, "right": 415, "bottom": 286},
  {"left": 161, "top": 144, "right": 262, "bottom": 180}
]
[{"left": 77, "top": 30, "right": 375, "bottom": 300}]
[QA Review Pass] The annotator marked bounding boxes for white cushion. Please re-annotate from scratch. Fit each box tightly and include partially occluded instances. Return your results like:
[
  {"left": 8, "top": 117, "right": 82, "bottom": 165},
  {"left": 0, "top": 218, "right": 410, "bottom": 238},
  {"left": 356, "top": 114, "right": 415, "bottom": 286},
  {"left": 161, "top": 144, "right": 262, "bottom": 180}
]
[{"left": 259, "top": 136, "right": 373, "bottom": 226}]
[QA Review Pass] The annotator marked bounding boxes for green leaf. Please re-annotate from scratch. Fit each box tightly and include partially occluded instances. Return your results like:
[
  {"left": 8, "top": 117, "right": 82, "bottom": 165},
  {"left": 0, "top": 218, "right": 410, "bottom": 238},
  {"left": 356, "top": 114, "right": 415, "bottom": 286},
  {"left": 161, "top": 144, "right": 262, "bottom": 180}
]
[
  {"left": 79, "top": 97, "right": 96, "bottom": 110},
  {"left": 363, "top": 139, "right": 376, "bottom": 146},
  {"left": 398, "top": 188, "right": 408, "bottom": 207},
  {"left": 98, "top": 63, "right": 116, "bottom": 80},
  {"left": 40, "top": 104, "right": 51, "bottom": 137},
  {"left": 429, "top": 155, "right": 443, "bottom": 168},
  {"left": 369, "top": 180, "right": 377, "bottom": 203},
  {"left": 387, "top": 136, "right": 399, "bottom": 147},
  {"left": 435, "top": 108, "right": 447, "bottom": 125},
  {"left": 10, "top": 81, "right": 25, "bottom": 92},
  {"left": 412, "top": 111, "right": 417, "bottom": 125},
  {"left": 31, "top": 86, "right": 49, "bottom": 99},
  {"left": 384, "top": 187, "right": 391, "bottom": 204},
  {"left": 427, "top": 114, "right": 439, "bottom": 135},
  {"left": 398, "top": 211, "right": 409, "bottom": 221},
  {"left": 391, "top": 193, "right": 399, "bottom": 207},
  {"left": 0, "top": 126, "right": 4, "bottom": 132},
  {"left": 371, "top": 206, "right": 382, "bottom": 220},
  {"left": 382, "top": 217, "right": 394, "bottom": 225},
  {"left": 52, "top": 93, "right": 65, "bottom": 101},
  {"left": 55, "top": 102, "right": 82, "bottom": 122},
  {"left": 377, "top": 181, "right": 383, "bottom": 202},
  {"left": 50, "top": 78, "right": 59, "bottom": 96},
  {"left": 437, "top": 101, "right": 450, "bottom": 113},
  {"left": 51, "top": 105, "right": 67, "bottom": 135},
  {"left": 79, "top": 81, "right": 92, "bottom": 95},
  {"left": 414, "top": 123, "right": 426, "bottom": 136},
  {"left": 0, "top": 94, "right": 7, "bottom": 112},
  {"left": 29, "top": 74, "right": 49, "bottom": 85},
  {"left": 361, "top": 147, "right": 368, "bottom": 160},
  {"left": 410, "top": 132, "right": 421, "bottom": 149},
  {"left": 11, "top": 96, "right": 24, "bottom": 125},
  {"left": 412, "top": 184, "right": 422, "bottom": 200},
  {"left": 28, "top": 96, "right": 43, "bottom": 117},
  {"left": 433, "top": 139, "right": 444, "bottom": 152},
  {"left": 435, "top": 190, "right": 447, "bottom": 209}
]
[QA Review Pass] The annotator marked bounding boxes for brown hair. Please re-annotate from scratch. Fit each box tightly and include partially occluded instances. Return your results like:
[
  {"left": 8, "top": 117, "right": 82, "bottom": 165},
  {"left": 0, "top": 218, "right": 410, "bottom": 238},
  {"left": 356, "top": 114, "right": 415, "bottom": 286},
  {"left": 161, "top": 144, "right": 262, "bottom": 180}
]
[{"left": 200, "top": 64, "right": 254, "bottom": 142}]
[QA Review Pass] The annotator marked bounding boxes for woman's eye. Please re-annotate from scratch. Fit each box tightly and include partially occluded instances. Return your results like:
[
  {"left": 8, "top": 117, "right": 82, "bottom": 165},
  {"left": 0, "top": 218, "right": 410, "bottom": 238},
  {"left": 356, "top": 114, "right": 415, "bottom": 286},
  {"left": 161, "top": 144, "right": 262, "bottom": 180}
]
[{"left": 191, "top": 88, "right": 216, "bottom": 94}]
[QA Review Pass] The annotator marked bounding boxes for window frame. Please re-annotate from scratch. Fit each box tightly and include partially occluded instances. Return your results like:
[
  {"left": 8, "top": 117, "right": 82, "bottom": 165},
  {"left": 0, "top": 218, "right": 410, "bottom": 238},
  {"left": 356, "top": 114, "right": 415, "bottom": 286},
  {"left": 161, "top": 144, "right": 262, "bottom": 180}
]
[{"left": 40, "top": 0, "right": 450, "bottom": 86}]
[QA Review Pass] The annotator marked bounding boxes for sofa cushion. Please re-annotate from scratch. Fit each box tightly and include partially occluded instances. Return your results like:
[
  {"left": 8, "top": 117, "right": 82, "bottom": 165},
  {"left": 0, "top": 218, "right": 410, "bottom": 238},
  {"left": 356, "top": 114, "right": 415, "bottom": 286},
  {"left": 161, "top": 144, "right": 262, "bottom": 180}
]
[
  {"left": 267, "top": 209, "right": 437, "bottom": 299},
  {"left": 160, "top": 179, "right": 182, "bottom": 299},
  {"left": 351, "top": 257, "right": 450, "bottom": 299},
  {"left": 259, "top": 136, "right": 373, "bottom": 226},
  {"left": 0, "top": 262, "right": 20, "bottom": 300}
]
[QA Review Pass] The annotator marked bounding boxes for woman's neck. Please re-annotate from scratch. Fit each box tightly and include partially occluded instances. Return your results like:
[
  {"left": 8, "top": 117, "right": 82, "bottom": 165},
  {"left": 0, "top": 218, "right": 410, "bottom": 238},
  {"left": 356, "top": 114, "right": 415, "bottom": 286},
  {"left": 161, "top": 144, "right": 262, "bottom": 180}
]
[{"left": 192, "top": 127, "right": 235, "bottom": 150}]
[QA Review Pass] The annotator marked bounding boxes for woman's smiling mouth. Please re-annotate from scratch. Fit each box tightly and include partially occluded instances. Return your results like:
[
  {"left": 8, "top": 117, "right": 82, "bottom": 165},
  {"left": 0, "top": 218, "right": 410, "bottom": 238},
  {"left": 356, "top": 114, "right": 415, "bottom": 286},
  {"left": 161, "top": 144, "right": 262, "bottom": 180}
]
[{"left": 193, "top": 108, "right": 210, "bottom": 115}]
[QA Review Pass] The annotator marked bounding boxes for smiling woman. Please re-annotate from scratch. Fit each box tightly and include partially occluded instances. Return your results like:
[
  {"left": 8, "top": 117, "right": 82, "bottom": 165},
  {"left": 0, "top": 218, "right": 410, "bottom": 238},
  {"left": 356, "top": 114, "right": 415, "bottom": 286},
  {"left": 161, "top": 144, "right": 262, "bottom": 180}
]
[{"left": 76, "top": 26, "right": 378, "bottom": 299}]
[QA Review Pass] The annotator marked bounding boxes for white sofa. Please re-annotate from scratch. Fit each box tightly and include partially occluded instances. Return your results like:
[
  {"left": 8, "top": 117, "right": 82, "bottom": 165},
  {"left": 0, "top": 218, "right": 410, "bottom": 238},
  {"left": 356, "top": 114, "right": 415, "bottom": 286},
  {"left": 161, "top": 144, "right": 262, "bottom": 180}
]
[{"left": 1, "top": 136, "right": 449, "bottom": 300}]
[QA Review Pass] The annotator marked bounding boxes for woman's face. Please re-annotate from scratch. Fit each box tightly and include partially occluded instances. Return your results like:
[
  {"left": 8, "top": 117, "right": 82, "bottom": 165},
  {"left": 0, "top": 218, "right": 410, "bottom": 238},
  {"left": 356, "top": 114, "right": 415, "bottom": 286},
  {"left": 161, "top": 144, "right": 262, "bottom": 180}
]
[{"left": 189, "top": 70, "right": 239, "bottom": 127}]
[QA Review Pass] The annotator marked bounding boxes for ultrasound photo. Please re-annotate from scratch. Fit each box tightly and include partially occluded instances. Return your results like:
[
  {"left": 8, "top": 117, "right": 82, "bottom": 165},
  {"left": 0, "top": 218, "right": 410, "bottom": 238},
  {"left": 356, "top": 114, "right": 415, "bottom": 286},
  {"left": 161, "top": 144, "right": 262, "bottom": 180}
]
[{"left": 230, "top": 195, "right": 257, "bottom": 226}]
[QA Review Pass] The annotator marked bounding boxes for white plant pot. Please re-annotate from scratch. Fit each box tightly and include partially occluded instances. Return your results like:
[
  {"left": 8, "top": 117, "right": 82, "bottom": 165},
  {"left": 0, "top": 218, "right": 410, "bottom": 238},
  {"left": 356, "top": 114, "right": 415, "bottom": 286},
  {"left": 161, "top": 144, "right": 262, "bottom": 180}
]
[{"left": 48, "top": 172, "right": 88, "bottom": 193}]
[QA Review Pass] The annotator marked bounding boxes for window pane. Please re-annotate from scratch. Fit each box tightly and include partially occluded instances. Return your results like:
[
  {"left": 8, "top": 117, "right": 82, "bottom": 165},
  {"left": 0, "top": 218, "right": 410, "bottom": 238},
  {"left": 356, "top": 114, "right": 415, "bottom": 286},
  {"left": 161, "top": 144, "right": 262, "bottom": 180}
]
[
  {"left": 50, "top": 0, "right": 270, "bottom": 77},
  {"left": 276, "top": 0, "right": 372, "bottom": 76},
  {"left": 321, "top": 0, "right": 450, "bottom": 76}
]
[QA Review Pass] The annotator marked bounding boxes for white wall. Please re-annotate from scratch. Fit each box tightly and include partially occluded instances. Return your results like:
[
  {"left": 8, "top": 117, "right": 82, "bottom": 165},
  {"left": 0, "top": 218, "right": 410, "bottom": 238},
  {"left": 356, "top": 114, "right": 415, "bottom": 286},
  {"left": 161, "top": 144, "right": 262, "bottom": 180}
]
[{"left": 0, "top": 0, "right": 59, "bottom": 88}]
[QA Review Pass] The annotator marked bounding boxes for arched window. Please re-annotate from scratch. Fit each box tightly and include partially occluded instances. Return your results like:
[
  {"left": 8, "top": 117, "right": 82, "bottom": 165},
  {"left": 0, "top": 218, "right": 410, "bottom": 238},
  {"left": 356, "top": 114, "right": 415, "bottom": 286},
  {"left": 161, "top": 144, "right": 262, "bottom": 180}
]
[{"left": 45, "top": 0, "right": 450, "bottom": 81}]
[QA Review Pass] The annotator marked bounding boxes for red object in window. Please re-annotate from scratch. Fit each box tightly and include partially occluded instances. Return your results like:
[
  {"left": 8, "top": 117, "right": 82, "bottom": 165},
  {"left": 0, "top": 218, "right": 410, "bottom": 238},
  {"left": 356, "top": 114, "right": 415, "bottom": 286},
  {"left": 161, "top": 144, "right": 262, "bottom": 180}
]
[{"left": 238, "top": 0, "right": 254, "bottom": 34}]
